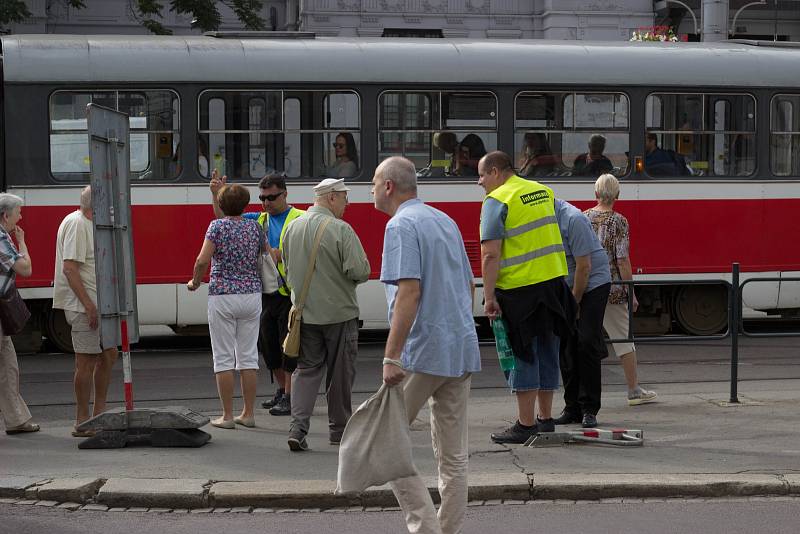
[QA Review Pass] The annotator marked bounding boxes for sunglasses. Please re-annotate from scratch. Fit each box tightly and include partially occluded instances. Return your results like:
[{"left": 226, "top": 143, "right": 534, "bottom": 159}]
[
  {"left": 259, "top": 191, "right": 286, "bottom": 202},
  {"left": 332, "top": 143, "right": 346, "bottom": 149}
]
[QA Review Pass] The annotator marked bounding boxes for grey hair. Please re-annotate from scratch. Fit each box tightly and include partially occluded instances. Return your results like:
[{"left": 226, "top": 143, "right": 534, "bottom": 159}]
[
  {"left": 377, "top": 156, "right": 417, "bottom": 194},
  {"left": 0, "top": 193, "right": 23, "bottom": 218},
  {"left": 595, "top": 173, "right": 620, "bottom": 204},
  {"left": 79, "top": 186, "right": 92, "bottom": 210}
]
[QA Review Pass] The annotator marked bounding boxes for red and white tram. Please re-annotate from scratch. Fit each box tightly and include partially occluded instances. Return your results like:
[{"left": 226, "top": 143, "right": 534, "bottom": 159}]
[{"left": 2, "top": 34, "right": 799, "bottom": 352}]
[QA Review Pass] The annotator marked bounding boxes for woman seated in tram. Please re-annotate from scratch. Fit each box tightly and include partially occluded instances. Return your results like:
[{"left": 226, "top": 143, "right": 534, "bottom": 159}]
[
  {"left": 326, "top": 132, "right": 359, "bottom": 178},
  {"left": 518, "top": 132, "right": 559, "bottom": 177},
  {"left": 453, "top": 133, "right": 487, "bottom": 177}
]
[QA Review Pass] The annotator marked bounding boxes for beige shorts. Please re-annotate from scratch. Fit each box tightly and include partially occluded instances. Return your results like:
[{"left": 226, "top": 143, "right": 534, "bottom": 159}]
[
  {"left": 64, "top": 310, "right": 103, "bottom": 355},
  {"left": 603, "top": 303, "right": 636, "bottom": 358}
]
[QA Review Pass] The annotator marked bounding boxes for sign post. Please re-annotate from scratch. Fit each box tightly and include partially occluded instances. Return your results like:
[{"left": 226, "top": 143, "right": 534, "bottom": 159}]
[{"left": 87, "top": 104, "right": 138, "bottom": 411}]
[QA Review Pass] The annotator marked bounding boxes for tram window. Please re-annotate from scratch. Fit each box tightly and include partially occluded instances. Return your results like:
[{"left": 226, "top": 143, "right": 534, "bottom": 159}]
[
  {"left": 645, "top": 93, "right": 756, "bottom": 178},
  {"left": 514, "top": 92, "right": 629, "bottom": 178},
  {"left": 49, "top": 90, "right": 180, "bottom": 182},
  {"left": 378, "top": 91, "right": 497, "bottom": 178},
  {"left": 770, "top": 95, "right": 800, "bottom": 177},
  {"left": 198, "top": 90, "right": 360, "bottom": 180}
]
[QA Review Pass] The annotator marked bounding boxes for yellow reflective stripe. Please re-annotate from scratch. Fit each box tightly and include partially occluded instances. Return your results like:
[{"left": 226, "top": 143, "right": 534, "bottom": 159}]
[
  {"left": 504, "top": 215, "right": 558, "bottom": 239},
  {"left": 500, "top": 243, "right": 566, "bottom": 269}
]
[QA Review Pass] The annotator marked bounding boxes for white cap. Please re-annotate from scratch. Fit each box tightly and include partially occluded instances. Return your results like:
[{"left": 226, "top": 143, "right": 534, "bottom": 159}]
[{"left": 313, "top": 178, "right": 351, "bottom": 196}]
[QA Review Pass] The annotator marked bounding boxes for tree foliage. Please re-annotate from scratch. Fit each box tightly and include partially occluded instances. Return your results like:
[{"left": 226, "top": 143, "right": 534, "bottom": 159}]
[{"left": 2, "top": 0, "right": 266, "bottom": 35}]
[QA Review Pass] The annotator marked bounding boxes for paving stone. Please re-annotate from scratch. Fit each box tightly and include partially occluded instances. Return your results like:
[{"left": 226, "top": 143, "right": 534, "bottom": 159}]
[
  {"left": 0, "top": 498, "right": 18, "bottom": 504},
  {"left": 127, "top": 507, "right": 149, "bottom": 513},
  {"left": 253, "top": 508, "right": 275, "bottom": 513},
  {"left": 300, "top": 508, "right": 321, "bottom": 513},
  {"left": 30, "top": 478, "right": 104, "bottom": 503},
  {"left": 97, "top": 478, "right": 207, "bottom": 508},
  {"left": 81, "top": 504, "right": 109, "bottom": 511},
  {"left": 212, "top": 508, "right": 231, "bottom": 513},
  {"left": 467, "top": 500, "right": 485, "bottom": 507},
  {"left": 347, "top": 506, "right": 364, "bottom": 512},
  {"left": 484, "top": 499, "right": 502, "bottom": 506},
  {"left": 532, "top": 474, "right": 787, "bottom": 500},
  {"left": 14, "top": 500, "right": 38, "bottom": 505},
  {"left": 276, "top": 508, "right": 299, "bottom": 513},
  {"left": 108, "top": 508, "right": 128, "bottom": 512},
  {"left": 230, "top": 506, "right": 253, "bottom": 513},
  {"left": 503, "top": 499, "right": 526, "bottom": 505},
  {"left": 34, "top": 500, "right": 59, "bottom": 507},
  {"left": 785, "top": 475, "right": 800, "bottom": 495},
  {"left": 172, "top": 509, "right": 190, "bottom": 514},
  {"left": 553, "top": 500, "right": 576, "bottom": 505},
  {"left": 365, "top": 506, "right": 383, "bottom": 512},
  {"left": 0, "top": 476, "right": 46, "bottom": 498},
  {"left": 57, "top": 502, "right": 83, "bottom": 511},
  {"left": 468, "top": 473, "right": 530, "bottom": 502},
  {"left": 190, "top": 508, "right": 213, "bottom": 514},
  {"left": 147, "top": 508, "right": 172, "bottom": 513},
  {"left": 323, "top": 508, "right": 347, "bottom": 513},
  {"left": 209, "top": 480, "right": 346, "bottom": 509},
  {"left": 382, "top": 506, "right": 402, "bottom": 511}
]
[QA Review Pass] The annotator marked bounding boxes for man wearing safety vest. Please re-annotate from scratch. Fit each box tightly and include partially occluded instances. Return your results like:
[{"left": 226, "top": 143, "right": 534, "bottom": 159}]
[
  {"left": 211, "top": 171, "right": 305, "bottom": 417},
  {"left": 478, "top": 151, "right": 577, "bottom": 445}
]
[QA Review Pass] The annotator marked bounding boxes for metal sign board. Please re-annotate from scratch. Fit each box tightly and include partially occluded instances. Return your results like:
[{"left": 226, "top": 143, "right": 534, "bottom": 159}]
[{"left": 87, "top": 104, "right": 139, "bottom": 349}]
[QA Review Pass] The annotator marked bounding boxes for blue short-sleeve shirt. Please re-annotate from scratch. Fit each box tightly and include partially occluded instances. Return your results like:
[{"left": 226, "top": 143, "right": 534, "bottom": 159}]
[
  {"left": 554, "top": 199, "right": 611, "bottom": 291},
  {"left": 380, "top": 199, "right": 481, "bottom": 377}
]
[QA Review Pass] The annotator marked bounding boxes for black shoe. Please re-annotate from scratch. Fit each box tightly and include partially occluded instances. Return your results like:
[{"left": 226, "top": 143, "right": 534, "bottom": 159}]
[
  {"left": 582, "top": 413, "right": 598, "bottom": 428},
  {"left": 261, "top": 389, "right": 284, "bottom": 409},
  {"left": 287, "top": 433, "right": 308, "bottom": 452},
  {"left": 269, "top": 394, "right": 291, "bottom": 416},
  {"left": 532, "top": 417, "right": 555, "bottom": 433},
  {"left": 329, "top": 434, "right": 342, "bottom": 446},
  {"left": 490, "top": 421, "right": 536, "bottom": 444},
  {"left": 553, "top": 411, "right": 581, "bottom": 425}
]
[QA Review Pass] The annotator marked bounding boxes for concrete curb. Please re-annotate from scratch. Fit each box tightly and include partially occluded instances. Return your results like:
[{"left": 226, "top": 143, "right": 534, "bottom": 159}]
[{"left": 1, "top": 473, "right": 797, "bottom": 510}]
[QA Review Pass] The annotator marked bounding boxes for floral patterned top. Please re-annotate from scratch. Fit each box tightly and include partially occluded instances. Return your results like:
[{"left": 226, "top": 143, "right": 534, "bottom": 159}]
[
  {"left": 205, "top": 218, "right": 262, "bottom": 296},
  {"left": 584, "top": 208, "right": 630, "bottom": 304}
]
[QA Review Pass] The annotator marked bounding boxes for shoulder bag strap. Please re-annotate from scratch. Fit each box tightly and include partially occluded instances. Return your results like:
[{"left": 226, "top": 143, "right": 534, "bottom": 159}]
[
  {"left": 294, "top": 217, "right": 332, "bottom": 313},
  {"left": 261, "top": 215, "right": 289, "bottom": 291}
]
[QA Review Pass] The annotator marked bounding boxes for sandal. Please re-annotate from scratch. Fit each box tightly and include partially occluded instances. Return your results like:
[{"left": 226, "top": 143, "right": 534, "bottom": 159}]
[
  {"left": 71, "top": 427, "right": 95, "bottom": 438},
  {"left": 5, "top": 421, "right": 40, "bottom": 435}
]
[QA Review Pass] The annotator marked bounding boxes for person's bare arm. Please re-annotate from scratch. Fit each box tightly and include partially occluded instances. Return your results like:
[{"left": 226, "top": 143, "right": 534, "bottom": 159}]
[
  {"left": 209, "top": 169, "right": 226, "bottom": 219},
  {"left": 383, "top": 279, "right": 421, "bottom": 386},
  {"left": 617, "top": 256, "right": 639, "bottom": 312},
  {"left": 11, "top": 226, "right": 31, "bottom": 277},
  {"left": 481, "top": 239, "right": 502, "bottom": 319},
  {"left": 187, "top": 239, "right": 215, "bottom": 291},
  {"left": 62, "top": 260, "right": 98, "bottom": 328},
  {"left": 572, "top": 254, "right": 591, "bottom": 304}
]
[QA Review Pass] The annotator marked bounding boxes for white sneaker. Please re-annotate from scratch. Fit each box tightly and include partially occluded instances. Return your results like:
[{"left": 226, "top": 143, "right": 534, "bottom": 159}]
[{"left": 628, "top": 388, "right": 658, "bottom": 406}]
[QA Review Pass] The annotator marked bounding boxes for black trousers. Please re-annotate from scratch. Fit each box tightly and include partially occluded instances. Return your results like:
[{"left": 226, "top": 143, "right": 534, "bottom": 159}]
[{"left": 559, "top": 283, "right": 611, "bottom": 416}]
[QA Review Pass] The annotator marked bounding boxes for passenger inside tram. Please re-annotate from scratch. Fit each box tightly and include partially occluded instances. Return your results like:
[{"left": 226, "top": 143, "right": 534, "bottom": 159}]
[
  {"left": 326, "top": 132, "right": 359, "bottom": 178},
  {"left": 453, "top": 133, "right": 487, "bottom": 177},
  {"left": 572, "top": 134, "right": 614, "bottom": 177},
  {"left": 518, "top": 132, "right": 560, "bottom": 177}
]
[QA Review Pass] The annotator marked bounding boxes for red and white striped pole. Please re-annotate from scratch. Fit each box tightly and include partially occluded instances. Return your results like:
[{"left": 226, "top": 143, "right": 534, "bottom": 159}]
[{"left": 120, "top": 318, "right": 134, "bottom": 411}]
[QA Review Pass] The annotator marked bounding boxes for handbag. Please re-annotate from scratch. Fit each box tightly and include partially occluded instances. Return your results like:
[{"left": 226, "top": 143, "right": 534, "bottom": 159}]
[
  {"left": 257, "top": 218, "right": 284, "bottom": 294},
  {"left": 0, "top": 276, "right": 31, "bottom": 336},
  {"left": 282, "top": 217, "right": 332, "bottom": 358}
]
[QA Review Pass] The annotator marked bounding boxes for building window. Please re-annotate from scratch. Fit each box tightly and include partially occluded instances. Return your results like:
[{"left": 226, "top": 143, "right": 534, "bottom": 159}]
[
  {"left": 198, "top": 90, "right": 360, "bottom": 180},
  {"left": 378, "top": 91, "right": 497, "bottom": 179},
  {"left": 645, "top": 93, "right": 756, "bottom": 177},
  {"left": 49, "top": 90, "right": 180, "bottom": 181},
  {"left": 514, "top": 92, "right": 629, "bottom": 178}
]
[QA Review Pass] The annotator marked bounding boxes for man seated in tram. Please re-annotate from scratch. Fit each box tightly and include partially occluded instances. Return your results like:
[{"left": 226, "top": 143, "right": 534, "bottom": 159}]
[{"left": 573, "top": 134, "right": 613, "bottom": 177}]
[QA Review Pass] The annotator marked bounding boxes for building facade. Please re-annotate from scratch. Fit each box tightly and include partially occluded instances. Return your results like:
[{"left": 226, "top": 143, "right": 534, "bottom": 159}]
[{"left": 6, "top": 1, "right": 800, "bottom": 41}]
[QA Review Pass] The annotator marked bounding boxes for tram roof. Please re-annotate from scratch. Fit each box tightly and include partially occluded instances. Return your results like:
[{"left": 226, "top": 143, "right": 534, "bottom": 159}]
[{"left": 2, "top": 34, "right": 799, "bottom": 87}]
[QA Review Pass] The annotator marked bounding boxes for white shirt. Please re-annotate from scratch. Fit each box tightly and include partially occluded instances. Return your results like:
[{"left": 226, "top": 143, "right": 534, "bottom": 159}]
[{"left": 52, "top": 210, "right": 96, "bottom": 312}]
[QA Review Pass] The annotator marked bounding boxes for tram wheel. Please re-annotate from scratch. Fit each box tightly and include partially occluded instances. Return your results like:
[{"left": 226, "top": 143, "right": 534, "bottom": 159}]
[
  {"left": 44, "top": 307, "right": 74, "bottom": 354},
  {"left": 673, "top": 285, "right": 728, "bottom": 336}
]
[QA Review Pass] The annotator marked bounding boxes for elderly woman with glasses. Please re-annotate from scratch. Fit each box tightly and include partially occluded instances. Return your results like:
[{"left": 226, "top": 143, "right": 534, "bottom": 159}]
[
  {"left": 189, "top": 184, "right": 263, "bottom": 429},
  {"left": 327, "top": 132, "right": 359, "bottom": 178},
  {"left": 0, "top": 193, "right": 39, "bottom": 435}
]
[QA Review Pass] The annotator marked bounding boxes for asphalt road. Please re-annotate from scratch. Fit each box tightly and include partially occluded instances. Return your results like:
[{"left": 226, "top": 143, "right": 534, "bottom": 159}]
[{"left": 3, "top": 499, "right": 800, "bottom": 534}]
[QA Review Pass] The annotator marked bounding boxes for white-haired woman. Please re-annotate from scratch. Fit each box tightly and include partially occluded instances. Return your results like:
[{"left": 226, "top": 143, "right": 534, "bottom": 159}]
[
  {"left": 584, "top": 174, "right": 657, "bottom": 406},
  {"left": 0, "top": 193, "right": 39, "bottom": 434}
]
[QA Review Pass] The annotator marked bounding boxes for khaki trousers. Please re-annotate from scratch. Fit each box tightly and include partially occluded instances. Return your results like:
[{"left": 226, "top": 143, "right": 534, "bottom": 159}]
[
  {"left": 391, "top": 372, "right": 472, "bottom": 534},
  {"left": 0, "top": 336, "right": 32, "bottom": 428},
  {"left": 290, "top": 318, "right": 358, "bottom": 441}
]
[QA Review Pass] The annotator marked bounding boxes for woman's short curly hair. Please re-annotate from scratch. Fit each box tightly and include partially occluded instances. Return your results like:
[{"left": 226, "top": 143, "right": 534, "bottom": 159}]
[
  {"left": 217, "top": 184, "right": 250, "bottom": 216},
  {"left": 594, "top": 173, "right": 620, "bottom": 204}
]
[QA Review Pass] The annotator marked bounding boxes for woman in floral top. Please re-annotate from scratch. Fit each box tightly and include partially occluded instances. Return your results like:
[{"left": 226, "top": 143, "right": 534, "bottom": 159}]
[
  {"left": 188, "top": 184, "right": 263, "bottom": 429},
  {"left": 584, "top": 174, "right": 657, "bottom": 406}
]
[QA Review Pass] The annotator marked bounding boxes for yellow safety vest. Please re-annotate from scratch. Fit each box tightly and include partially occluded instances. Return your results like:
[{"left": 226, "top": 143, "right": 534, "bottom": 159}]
[
  {"left": 482, "top": 175, "right": 567, "bottom": 290},
  {"left": 258, "top": 207, "right": 305, "bottom": 296}
]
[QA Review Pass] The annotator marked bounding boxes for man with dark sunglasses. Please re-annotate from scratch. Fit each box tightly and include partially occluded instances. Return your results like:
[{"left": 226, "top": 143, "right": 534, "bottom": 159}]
[{"left": 211, "top": 170, "right": 305, "bottom": 416}]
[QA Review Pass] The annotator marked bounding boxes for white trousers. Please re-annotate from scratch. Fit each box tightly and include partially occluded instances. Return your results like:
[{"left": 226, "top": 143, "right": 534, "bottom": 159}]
[
  {"left": 0, "top": 336, "right": 32, "bottom": 428},
  {"left": 391, "top": 372, "right": 472, "bottom": 534},
  {"left": 208, "top": 293, "right": 261, "bottom": 373}
]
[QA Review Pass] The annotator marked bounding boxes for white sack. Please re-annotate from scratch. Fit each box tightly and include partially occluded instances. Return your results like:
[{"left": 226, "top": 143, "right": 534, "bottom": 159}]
[{"left": 335, "top": 384, "right": 417, "bottom": 495}]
